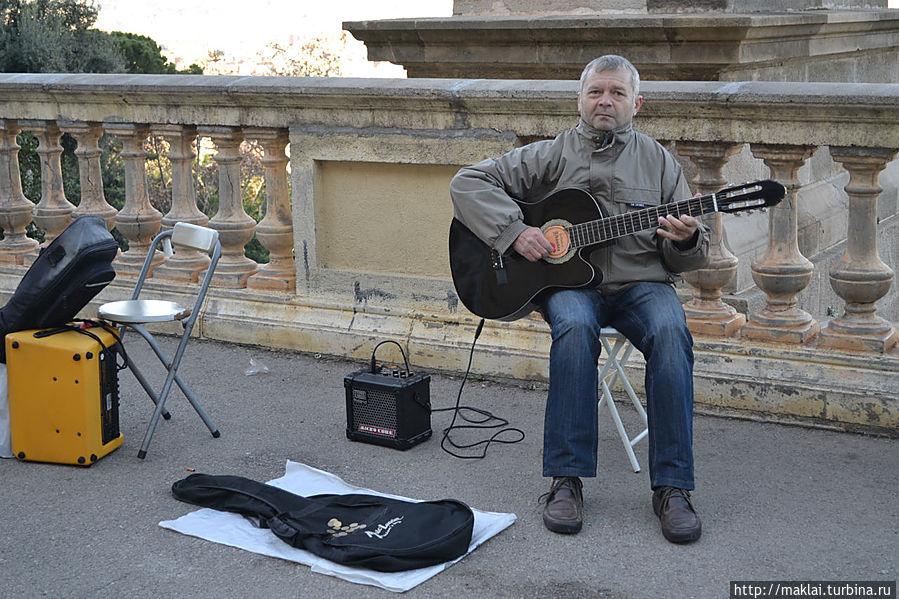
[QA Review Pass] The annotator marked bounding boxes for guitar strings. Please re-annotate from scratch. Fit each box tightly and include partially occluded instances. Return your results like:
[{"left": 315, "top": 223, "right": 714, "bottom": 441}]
[{"left": 566, "top": 194, "right": 717, "bottom": 248}]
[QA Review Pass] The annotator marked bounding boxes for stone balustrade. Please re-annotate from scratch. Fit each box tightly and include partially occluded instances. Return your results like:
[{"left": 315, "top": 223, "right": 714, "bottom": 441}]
[{"left": 0, "top": 75, "right": 896, "bottom": 433}]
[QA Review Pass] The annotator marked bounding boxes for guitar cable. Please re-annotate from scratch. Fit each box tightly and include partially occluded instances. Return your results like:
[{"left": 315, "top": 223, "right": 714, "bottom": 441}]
[{"left": 432, "top": 318, "right": 526, "bottom": 459}]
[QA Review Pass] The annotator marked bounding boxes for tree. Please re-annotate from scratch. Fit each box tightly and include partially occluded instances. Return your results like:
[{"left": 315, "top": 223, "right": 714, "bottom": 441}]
[
  {"left": 110, "top": 31, "right": 201, "bottom": 75},
  {"left": 0, "top": 0, "right": 124, "bottom": 72}
]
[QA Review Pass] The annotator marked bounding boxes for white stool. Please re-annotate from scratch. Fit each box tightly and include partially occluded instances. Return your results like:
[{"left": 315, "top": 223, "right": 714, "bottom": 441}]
[{"left": 597, "top": 327, "right": 648, "bottom": 473}]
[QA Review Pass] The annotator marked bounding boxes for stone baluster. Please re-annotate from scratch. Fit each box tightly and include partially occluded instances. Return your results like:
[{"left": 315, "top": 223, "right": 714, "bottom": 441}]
[
  {"left": 741, "top": 144, "right": 819, "bottom": 344},
  {"left": 59, "top": 121, "right": 117, "bottom": 231},
  {"left": 151, "top": 125, "right": 210, "bottom": 282},
  {"left": 104, "top": 123, "right": 163, "bottom": 277},
  {"left": 200, "top": 127, "right": 257, "bottom": 287},
  {"left": 245, "top": 128, "right": 295, "bottom": 292},
  {"left": 676, "top": 141, "right": 745, "bottom": 337},
  {"left": 0, "top": 120, "right": 38, "bottom": 264},
  {"left": 26, "top": 120, "right": 74, "bottom": 245},
  {"left": 818, "top": 146, "right": 899, "bottom": 353}
]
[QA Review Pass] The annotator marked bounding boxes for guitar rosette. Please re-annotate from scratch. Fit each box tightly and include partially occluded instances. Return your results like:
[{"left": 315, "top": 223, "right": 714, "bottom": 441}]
[{"left": 541, "top": 219, "right": 575, "bottom": 264}]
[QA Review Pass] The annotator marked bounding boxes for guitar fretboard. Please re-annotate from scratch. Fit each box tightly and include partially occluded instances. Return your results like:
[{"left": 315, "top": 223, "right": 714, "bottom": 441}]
[{"left": 567, "top": 195, "right": 717, "bottom": 248}]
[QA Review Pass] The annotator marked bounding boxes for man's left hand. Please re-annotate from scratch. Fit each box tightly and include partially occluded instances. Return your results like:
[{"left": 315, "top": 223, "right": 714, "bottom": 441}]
[{"left": 657, "top": 214, "right": 699, "bottom": 245}]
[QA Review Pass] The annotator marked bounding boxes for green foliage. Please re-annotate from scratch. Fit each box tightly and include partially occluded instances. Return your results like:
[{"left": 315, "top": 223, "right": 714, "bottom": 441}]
[
  {"left": 0, "top": 0, "right": 124, "bottom": 73},
  {"left": 245, "top": 235, "right": 269, "bottom": 264},
  {"left": 99, "top": 133, "right": 124, "bottom": 210},
  {"left": 15, "top": 130, "right": 39, "bottom": 201},
  {"left": 110, "top": 31, "right": 201, "bottom": 75}
]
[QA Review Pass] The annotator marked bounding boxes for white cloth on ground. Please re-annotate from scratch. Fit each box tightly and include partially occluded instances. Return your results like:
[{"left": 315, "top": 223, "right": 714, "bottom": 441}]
[{"left": 159, "top": 460, "right": 516, "bottom": 592}]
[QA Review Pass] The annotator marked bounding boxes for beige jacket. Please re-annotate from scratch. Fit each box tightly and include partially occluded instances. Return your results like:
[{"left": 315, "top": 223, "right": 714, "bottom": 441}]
[{"left": 450, "top": 120, "right": 711, "bottom": 294}]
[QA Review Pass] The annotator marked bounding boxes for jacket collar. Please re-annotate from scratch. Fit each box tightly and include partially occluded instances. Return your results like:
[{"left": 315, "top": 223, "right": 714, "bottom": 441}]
[{"left": 576, "top": 119, "right": 634, "bottom": 150}]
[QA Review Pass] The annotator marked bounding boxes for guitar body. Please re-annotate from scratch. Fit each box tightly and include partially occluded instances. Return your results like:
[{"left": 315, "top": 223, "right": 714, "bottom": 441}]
[{"left": 449, "top": 188, "right": 604, "bottom": 321}]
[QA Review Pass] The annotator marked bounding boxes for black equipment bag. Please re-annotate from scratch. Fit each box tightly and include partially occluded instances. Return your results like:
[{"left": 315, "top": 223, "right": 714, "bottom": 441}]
[
  {"left": 172, "top": 473, "right": 475, "bottom": 572},
  {"left": 0, "top": 215, "right": 118, "bottom": 362}
]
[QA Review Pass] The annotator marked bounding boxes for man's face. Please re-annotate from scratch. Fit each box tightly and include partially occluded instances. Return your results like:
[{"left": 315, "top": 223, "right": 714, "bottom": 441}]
[{"left": 577, "top": 68, "right": 643, "bottom": 131}]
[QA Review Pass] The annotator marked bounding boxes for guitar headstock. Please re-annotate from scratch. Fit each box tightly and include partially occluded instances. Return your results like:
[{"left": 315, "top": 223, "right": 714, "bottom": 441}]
[{"left": 716, "top": 180, "right": 786, "bottom": 214}]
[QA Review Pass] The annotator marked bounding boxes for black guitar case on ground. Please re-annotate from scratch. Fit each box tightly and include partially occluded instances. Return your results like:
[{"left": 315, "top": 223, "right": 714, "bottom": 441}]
[
  {"left": 0, "top": 215, "right": 118, "bottom": 363},
  {"left": 172, "top": 473, "right": 475, "bottom": 572}
]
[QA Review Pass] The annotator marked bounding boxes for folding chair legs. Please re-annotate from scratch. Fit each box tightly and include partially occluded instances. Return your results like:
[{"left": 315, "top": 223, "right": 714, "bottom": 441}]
[
  {"left": 120, "top": 351, "right": 172, "bottom": 421},
  {"left": 598, "top": 332, "right": 648, "bottom": 473},
  {"left": 126, "top": 324, "right": 220, "bottom": 459}
]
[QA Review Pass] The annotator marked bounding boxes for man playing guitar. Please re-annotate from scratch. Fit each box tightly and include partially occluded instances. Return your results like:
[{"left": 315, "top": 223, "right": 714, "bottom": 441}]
[{"left": 450, "top": 54, "right": 709, "bottom": 543}]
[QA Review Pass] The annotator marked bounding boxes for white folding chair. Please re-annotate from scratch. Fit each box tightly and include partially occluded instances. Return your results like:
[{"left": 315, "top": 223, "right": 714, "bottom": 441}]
[
  {"left": 597, "top": 327, "right": 648, "bottom": 473},
  {"left": 99, "top": 223, "right": 221, "bottom": 459}
]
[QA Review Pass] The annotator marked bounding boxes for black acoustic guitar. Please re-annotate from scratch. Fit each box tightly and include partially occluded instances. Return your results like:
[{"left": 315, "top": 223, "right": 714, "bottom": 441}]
[{"left": 449, "top": 179, "right": 785, "bottom": 321}]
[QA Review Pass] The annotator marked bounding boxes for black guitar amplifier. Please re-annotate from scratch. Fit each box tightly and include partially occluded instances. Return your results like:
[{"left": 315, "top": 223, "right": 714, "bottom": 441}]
[{"left": 344, "top": 341, "right": 431, "bottom": 450}]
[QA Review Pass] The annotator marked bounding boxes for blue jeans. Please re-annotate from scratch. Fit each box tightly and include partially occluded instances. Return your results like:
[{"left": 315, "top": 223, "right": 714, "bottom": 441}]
[{"left": 540, "top": 282, "right": 695, "bottom": 490}]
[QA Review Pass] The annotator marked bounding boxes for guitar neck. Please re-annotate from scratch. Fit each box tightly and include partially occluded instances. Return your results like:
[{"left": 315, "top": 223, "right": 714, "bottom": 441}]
[{"left": 568, "top": 194, "right": 719, "bottom": 248}]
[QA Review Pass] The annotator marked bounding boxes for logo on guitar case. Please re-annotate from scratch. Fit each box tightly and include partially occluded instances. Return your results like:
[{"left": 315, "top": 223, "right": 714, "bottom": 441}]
[{"left": 364, "top": 516, "right": 403, "bottom": 540}]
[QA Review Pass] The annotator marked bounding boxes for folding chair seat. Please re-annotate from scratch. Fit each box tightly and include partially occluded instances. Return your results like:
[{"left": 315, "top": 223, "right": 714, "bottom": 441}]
[
  {"left": 98, "top": 223, "right": 221, "bottom": 459},
  {"left": 597, "top": 327, "right": 648, "bottom": 473}
]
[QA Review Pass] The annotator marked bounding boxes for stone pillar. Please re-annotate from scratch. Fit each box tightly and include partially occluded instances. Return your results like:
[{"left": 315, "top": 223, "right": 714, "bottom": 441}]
[
  {"left": 59, "top": 121, "right": 117, "bottom": 231},
  {"left": 201, "top": 127, "right": 257, "bottom": 287},
  {"left": 105, "top": 123, "right": 163, "bottom": 277},
  {"left": 245, "top": 128, "right": 295, "bottom": 292},
  {"left": 741, "top": 144, "right": 819, "bottom": 344},
  {"left": 676, "top": 141, "right": 745, "bottom": 337},
  {"left": 0, "top": 120, "right": 38, "bottom": 264},
  {"left": 28, "top": 121, "right": 74, "bottom": 245},
  {"left": 818, "top": 146, "right": 898, "bottom": 353},
  {"left": 151, "top": 125, "right": 210, "bottom": 283}
]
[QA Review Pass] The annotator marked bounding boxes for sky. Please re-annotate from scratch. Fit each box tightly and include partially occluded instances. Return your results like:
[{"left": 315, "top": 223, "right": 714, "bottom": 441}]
[
  {"left": 94, "top": 0, "right": 454, "bottom": 76},
  {"left": 93, "top": 1, "right": 898, "bottom": 75}
]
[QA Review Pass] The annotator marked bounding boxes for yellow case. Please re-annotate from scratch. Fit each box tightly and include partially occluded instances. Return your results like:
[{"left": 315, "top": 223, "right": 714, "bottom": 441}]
[{"left": 6, "top": 326, "right": 124, "bottom": 466}]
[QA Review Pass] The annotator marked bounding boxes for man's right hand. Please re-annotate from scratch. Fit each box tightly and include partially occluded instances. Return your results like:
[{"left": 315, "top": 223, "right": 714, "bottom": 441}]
[{"left": 513, "top": 226, "right": 555, "bottom": 262}]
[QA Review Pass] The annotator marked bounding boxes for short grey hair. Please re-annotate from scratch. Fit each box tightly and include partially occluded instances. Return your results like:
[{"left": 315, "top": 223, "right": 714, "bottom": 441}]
[{"left": 579, "top": 55, "right": 641, "bottom": 97}]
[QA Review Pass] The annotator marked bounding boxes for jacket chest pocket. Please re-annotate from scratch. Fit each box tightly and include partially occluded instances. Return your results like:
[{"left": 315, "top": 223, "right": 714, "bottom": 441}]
[
  {"left": 612, "top": 186, "right": 662, "bottom": 213},
  {"left": 609, "top": 186, "right": 661, "bottom": 239}
]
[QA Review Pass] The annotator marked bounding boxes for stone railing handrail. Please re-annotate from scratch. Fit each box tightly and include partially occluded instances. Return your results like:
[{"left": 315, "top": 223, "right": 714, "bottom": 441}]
[{"left": 1, "top": 75, "right": 898, "bottom": 144}]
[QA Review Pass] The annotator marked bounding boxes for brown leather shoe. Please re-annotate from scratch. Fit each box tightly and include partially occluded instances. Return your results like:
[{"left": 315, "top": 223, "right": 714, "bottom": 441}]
[
  {"left": 541, "top": 476, "right": 583, "bottom": 534},
  {"left": 652, "top": 486, "right": 701, "bottom": 543}
]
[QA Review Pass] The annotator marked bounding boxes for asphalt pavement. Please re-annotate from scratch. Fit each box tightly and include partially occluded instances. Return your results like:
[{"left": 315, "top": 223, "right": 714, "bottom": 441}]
[{"left": 1, "top": 335, "right": 896, "bottom": 598}]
